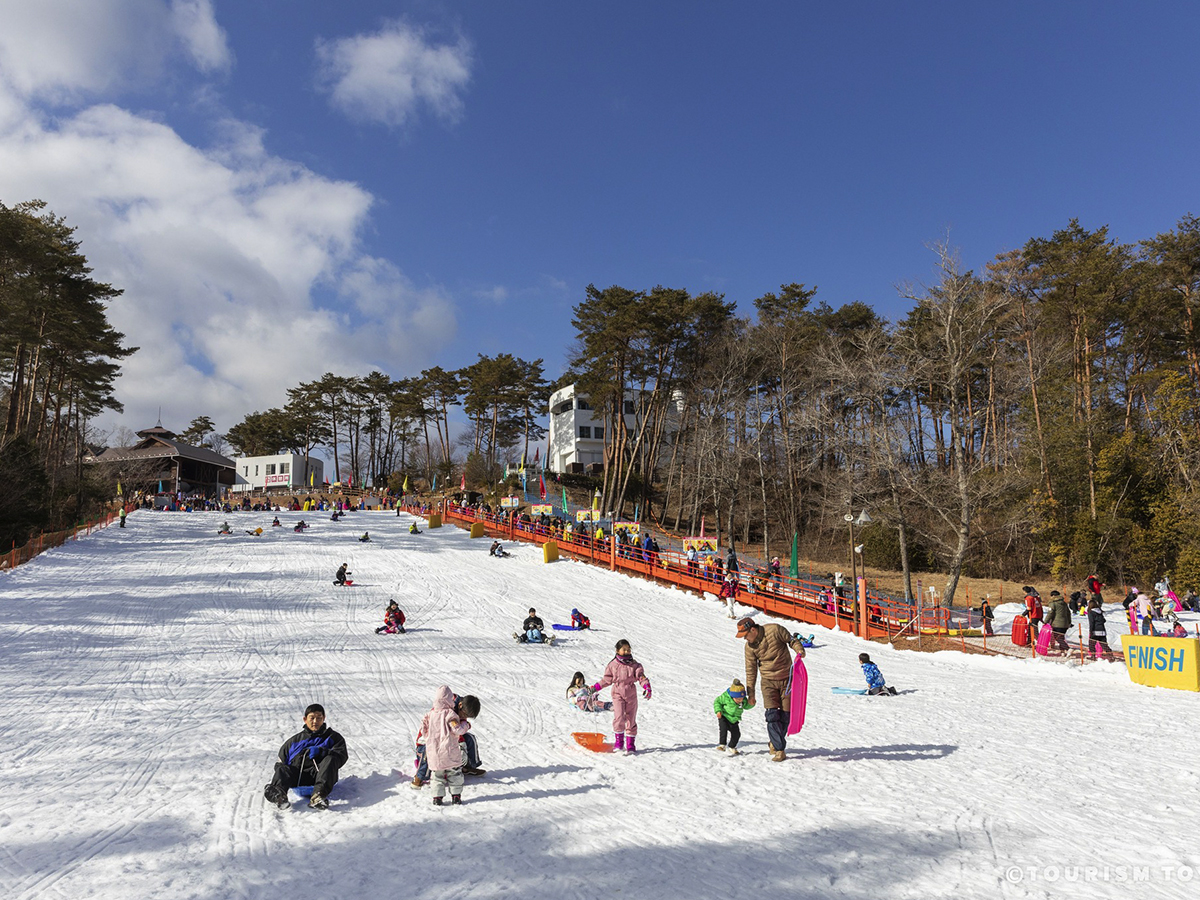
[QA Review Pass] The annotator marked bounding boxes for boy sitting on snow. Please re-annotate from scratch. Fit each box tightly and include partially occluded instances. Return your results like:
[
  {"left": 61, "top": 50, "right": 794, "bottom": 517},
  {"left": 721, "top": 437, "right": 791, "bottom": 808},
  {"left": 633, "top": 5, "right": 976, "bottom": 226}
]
[
  {"left": 263, "top": 703, "right": 349, "bottom": 811},
  {"left": 859, "top": 653, "right": 898, "bottom": 696}
]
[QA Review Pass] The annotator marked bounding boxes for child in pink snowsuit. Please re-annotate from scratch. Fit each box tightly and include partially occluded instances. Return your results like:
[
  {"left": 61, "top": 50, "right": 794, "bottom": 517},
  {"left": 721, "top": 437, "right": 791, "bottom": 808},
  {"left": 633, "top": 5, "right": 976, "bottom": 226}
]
[
  {"left": 420, "top": 685, "right": 472, "bottom": 805},
  {"left": 593, "top": 639, "right": 651, "bottom": 754}
]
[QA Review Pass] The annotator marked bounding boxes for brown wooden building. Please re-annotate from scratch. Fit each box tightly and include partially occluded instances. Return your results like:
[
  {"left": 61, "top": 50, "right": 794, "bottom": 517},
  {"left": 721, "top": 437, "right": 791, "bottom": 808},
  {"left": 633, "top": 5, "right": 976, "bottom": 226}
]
[{"left": 87, "top": 424, "right": 236, "bottom": 495}]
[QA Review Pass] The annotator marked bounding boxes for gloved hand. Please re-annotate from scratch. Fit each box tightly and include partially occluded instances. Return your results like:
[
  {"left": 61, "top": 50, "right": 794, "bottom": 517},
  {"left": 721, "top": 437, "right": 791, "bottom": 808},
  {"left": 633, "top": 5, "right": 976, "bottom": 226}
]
[
  {"left": 642, "top": 681, "right": 652, "bottom": 700},
  {"left": 592, "top": 683, "right": 602, "bottom": 693}
]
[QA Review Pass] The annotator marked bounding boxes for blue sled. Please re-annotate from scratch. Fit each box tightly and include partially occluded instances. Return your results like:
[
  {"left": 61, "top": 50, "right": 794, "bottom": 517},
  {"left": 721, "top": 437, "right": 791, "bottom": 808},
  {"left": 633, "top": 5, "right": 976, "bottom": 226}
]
[
  {"left": 830, "top": 687, "right": 868, "bottom": 695},
  {"left": 553, "top": 623, "right": 588, "bottom": 631}
]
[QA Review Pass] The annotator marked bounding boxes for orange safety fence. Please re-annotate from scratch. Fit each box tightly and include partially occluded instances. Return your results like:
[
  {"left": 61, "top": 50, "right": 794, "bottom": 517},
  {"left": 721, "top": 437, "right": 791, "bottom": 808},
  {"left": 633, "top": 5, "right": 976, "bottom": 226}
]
[
  {"left": 1, "top": 504, "right": 132, "bottom": 572},
  {"left": 430, "top": 501, "right": 940, "bottom": 643}
]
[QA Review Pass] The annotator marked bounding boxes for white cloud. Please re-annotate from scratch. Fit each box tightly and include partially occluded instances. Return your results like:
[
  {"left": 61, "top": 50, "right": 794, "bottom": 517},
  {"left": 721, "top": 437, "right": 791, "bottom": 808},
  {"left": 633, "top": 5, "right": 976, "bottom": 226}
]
[
  {"left": 0, "top": 0, "right": 231, "bottom": 101},
  {"left": 0, "top": 104, "right": 458, "bottom": 434},
  {"left": 170, "top": 0, "right": 233, "bottom": 75},
  {"left": 315, "top": 20, "right": 472, "bottom": 129}
]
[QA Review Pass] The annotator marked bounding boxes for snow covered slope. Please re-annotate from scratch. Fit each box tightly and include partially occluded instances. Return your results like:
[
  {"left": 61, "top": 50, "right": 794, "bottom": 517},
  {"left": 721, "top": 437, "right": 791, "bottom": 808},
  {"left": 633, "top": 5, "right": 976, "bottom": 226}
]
[{"left": 1, "top": 511, "right": 1197, "bottom": 900}]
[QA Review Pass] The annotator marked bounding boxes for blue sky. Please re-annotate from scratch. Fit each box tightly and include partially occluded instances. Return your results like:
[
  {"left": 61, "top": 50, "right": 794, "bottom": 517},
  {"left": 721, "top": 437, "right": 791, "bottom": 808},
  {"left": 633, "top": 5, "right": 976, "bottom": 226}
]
[{"left": 1, "top": 1, "right": 1198, "bottom": 437}]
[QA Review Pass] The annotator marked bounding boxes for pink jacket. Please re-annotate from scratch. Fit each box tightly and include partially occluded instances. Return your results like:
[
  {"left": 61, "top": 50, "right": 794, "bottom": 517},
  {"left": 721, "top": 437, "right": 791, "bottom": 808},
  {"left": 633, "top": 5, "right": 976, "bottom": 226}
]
[
  {"left": 420, "top": 685, "right": 471, "bottom": 771},
  {"left": 597, "top": 655, "right": 647, "bottom": 703}
]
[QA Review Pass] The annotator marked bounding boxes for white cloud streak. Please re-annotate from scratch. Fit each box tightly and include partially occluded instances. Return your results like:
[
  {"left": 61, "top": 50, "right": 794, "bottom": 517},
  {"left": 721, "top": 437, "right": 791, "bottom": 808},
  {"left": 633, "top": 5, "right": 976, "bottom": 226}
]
[
  {"left": 0, "top": 0, "right": 232, "bottom": 101},
  {"left": 0, "top": 5, "right": 457, "bottom": 435},
  {"left": 316, "top": 20, "right": 472, "bottom": 129}
]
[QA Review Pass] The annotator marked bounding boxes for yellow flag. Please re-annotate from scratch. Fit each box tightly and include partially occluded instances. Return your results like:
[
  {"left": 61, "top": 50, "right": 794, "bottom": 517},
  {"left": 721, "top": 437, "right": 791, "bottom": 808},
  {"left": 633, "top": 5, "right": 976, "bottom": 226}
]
[
  {"left": 117, "top": 481, "right": 122, "bottom": 495},
  {"left": 403, "top": 475, "right": 409, "bottom": 491}
]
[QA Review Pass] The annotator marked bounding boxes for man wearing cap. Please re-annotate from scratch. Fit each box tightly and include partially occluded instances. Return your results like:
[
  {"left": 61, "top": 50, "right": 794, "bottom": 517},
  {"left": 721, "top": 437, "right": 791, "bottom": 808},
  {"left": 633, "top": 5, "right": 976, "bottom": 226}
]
[{"left": 736, "top": 617, "right": 805, "bottom": 761}]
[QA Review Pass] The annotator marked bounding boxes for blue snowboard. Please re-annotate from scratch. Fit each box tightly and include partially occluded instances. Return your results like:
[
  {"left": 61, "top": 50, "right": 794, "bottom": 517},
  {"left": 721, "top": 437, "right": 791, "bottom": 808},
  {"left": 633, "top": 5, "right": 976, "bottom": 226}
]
[{"left": 830, "top": 687, "right": 868, "bottom": 695}]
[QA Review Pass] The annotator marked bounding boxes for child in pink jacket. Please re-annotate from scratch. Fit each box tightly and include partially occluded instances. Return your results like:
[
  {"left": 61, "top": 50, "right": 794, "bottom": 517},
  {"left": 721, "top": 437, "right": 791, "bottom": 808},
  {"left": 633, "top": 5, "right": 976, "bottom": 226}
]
[
  {"left": 593, "top": 639, "right": 652, "bottom": 754},
  {"left": 420, "top": 685, "right": 474, "bottom": 805}
]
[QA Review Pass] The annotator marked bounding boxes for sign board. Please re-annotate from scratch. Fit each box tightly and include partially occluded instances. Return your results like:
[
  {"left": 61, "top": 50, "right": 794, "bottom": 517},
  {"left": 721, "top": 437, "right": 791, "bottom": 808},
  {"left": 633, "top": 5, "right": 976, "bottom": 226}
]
[
  {"left": 575, "top": 509, "right": 596, "bottom": 523},
  {"left": 265, "top": 473, "right": 290, "bottom": 485},
  {"left": 1121, "top": 635, "right": 1200, "bottom": 692},
  {"left": 682, "top": 537, "right": 719, "bottom": 555},
  {"left": 531, "top": 504, "right": 553, "bottom": 516},
  {"left": 500, "top": 496, "right": 520, "bottom": 509},
  {"left": 613, "top": 521, "right": 640, "bottom": 539}
]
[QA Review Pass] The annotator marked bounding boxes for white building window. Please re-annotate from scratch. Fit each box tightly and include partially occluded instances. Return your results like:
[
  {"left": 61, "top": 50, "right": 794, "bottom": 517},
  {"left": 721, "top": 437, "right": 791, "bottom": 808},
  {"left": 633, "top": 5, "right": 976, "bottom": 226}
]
[
  {"left": 266, "top": 464, "right": 276, "bottom": 475},
  {"left": 243, "top": 466, "right": 249, "bottom": 476},
  {"left": 255, "top": 465, "right": 259, "bottom": 476},
  {"left": 579, "top": 426, "right": 591, "bottom": 439},
  {"left": 594, "top": 426, "right": 604, "bottom": 440},
  {"left": 624, "top": 400, "right": 635, "bottom": 414},
  {"left": 281, "top": 462, "right": 290, "bottom": 474}
]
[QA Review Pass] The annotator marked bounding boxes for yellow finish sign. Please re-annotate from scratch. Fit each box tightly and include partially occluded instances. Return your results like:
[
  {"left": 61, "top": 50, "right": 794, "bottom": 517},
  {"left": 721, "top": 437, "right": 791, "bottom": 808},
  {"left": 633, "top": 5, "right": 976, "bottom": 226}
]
[{"left": 1120, "top": 635, "right": 1200, "bottom": 692}]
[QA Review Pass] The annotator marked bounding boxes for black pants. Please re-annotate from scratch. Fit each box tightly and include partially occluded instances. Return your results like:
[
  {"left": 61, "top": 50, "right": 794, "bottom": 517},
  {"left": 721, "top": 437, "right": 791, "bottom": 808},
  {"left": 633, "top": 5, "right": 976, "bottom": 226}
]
[
  {"left": 269, "top": 755, "right": 341, "bottom": 796},
  {"left": 718, "top": 716, "right": 741, "bottom": 749},
  {"left": 1051, "top": 627, "right": 1069, "bottom": 650}
]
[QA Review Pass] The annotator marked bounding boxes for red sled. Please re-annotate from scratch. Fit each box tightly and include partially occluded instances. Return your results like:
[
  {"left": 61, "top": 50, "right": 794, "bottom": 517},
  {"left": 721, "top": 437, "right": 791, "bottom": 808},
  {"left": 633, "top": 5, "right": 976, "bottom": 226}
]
[
  {"left": 1011, "top": 614, "right": 1029, "bottom": 646},
  {"left": 333, "top": 580, "right": 354, "bottom": 586}
]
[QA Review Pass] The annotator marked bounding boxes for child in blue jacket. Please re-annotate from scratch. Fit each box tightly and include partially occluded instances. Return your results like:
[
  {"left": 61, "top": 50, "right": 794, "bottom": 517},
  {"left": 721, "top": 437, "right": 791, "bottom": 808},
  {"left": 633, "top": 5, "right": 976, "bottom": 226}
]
[{"left": 859, "top": 653, "right": 898, "bottom": 696}]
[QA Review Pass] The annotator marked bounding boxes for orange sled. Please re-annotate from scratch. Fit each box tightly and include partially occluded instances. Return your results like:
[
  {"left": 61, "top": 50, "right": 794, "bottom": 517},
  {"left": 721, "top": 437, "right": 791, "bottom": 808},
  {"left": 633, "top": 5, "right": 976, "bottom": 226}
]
[{"left": 572, "top": 732, "right": 613, "bottom": 753}]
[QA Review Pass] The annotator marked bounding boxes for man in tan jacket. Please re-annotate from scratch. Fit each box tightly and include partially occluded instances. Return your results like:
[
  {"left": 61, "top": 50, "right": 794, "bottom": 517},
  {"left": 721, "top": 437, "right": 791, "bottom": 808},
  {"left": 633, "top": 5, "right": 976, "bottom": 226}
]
[{"left": 737, "top": 617, "right": 805, "bottom": 761}]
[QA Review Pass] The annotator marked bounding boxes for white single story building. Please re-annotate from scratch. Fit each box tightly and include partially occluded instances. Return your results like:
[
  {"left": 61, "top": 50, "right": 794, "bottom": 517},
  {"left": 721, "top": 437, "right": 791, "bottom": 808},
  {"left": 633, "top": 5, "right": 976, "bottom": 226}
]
[{"left": 232, "top": 453, "right": 324, "bottom": 492}]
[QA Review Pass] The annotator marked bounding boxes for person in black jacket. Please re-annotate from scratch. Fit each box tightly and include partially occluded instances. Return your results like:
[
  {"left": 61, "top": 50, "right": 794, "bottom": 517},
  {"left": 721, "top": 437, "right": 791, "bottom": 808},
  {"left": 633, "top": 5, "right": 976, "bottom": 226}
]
[
  {"left": 515, "top": 607, "right": 553, "bottom": 643},
  {"left": 263, "top": 704, "right": 349, "bottom": 810},
  {"left": 334, "top": 563, "right": 350, "bottom": 585},
  {"left": 1086, "top": 598, "right": 1112, "bottom": 660}
]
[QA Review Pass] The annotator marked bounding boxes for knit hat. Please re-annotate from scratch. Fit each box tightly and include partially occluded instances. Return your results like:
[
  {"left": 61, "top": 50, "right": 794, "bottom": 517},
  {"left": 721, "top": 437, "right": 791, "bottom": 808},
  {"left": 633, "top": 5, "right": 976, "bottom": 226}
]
[
  {"left": 728, "top": 679, "right": 745, "bottom": 699},
  {"left": 735, "top": 616, "right": 755, "bottom": 637},
  {"left": 1050, "top": 590, "right": 1061, "bottom": 598}
]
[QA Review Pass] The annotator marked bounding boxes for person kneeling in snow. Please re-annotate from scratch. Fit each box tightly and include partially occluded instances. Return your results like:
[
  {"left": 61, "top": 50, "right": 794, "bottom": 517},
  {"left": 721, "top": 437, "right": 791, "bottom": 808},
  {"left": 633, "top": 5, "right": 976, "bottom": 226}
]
[
  {"left": 570, "top": 608, "right": 591, "bottom": 630},
  {"left": 263, "top": 703, "right": 349, "bottom": 810},
  {"left": 334, "top": 562, "right": 351, "bottom": 585},
  {"left": 489, "top": 540, "right": 509, "bottom": 558},
  {"left": 859, "top": 653, "right": 897, "bottom": 695}
]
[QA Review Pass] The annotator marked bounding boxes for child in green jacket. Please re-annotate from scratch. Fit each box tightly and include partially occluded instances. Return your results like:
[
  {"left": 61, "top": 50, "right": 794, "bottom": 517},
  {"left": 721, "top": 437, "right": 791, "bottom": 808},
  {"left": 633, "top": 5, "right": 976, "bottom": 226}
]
[{"left": 714, "top": 679, "right": 754, "bottom": 756}]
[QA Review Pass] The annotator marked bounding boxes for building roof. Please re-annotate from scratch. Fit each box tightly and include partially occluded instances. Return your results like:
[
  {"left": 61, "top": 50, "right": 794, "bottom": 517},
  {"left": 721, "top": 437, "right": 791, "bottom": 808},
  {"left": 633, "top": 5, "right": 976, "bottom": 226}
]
[{"left": 93, "top": 433, "right": 235, "bottom": 469}]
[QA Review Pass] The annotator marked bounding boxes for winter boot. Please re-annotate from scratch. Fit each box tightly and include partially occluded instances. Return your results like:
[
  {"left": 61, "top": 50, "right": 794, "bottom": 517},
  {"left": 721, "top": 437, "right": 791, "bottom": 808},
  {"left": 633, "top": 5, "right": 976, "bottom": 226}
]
[
  {"left": 308, "top": 792, "right": 329, "bottom": 810},
  {"left": 432, "top": 796, "right": 443, "bottom": 806},
  {"left": 264, "top": 784, "right": 289, "bottom": 808},
  {"left": 613, "top": 733, "right": 625, "bottom": 751},
  {"left": 625, "top": 736, "right": 637, "bottom": 755},
  {"left": 451, "top": 795, "right": 462, "bottom": 805}
]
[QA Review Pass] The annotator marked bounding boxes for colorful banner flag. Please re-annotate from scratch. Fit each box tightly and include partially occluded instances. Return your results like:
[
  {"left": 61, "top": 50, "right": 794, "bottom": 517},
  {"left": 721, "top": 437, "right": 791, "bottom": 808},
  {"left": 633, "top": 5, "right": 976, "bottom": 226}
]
[
  {"left": 432, "top": 475, "right": 437, "bottom": 492},
  {"left": 789, "top": 532, "right": 799, "bottom": 579},
  {"left": 534, "top": 447, "right": 540, "bottom": 464},
  {"left": 699, "top": 515, "right": 705, "bottom": 538},
  {"left": 538, "top": 474, "right": 546, "bottom": 500},
  {"left": 403, "top": 474, "right": 409, "bottom": 491},
  {"left": 561, "top": 487, "right": 569, "bottom": 513},
  {"left": 460, "top": 473, "right": 466, "bottom": 490}
]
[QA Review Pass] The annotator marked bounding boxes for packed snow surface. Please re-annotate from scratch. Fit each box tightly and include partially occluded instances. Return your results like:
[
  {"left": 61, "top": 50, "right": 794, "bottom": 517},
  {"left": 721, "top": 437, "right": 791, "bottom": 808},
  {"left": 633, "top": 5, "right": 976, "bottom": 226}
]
[{"left": 2, "top": 511, "right": 1197, "bottom": 900}]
